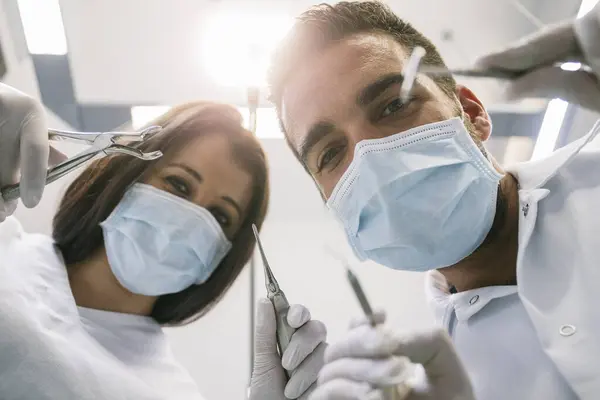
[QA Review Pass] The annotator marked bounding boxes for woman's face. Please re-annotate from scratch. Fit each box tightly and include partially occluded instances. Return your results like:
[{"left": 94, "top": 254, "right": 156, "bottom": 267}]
[{"left": 145, "top": 133, "right": 254, "bottom": 239}]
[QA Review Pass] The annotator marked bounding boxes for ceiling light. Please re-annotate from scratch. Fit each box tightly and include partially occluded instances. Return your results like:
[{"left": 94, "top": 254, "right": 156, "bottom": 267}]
[
  {"left": 200, "top": 9, "right": 292, "bottom": 88},
  {"left": 130, "top": 106, "right": 171, "bottom": 130},
  {"left": 17, "top": 0, "right": 67, "bottom": 55}
]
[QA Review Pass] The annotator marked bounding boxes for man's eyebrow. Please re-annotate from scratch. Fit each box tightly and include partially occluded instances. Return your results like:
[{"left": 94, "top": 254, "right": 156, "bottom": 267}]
[
  {"left": 357, "top": 73, "right": 404, "bottom": 107},
  {"left": 297, "top": 121, "right": 336, "bottom": 164}
]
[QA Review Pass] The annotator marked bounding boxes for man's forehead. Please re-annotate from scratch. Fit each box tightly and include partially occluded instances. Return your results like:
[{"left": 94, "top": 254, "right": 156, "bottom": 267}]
[{"left": 281, "top": 33, "right": 409, "bottom": 148}]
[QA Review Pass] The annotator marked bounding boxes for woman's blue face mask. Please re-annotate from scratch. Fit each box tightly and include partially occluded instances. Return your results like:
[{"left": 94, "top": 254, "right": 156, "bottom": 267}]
[{"left": 101, "top": 183, "right": 232, "bottom": 296}]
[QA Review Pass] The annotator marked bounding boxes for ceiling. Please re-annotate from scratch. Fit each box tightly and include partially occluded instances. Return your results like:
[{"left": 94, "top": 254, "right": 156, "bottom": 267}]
[
  {"left": 0, "top": 0, "right": 585, "bottom": 204},
  {"left": 56, "top": 0, "right": 581, "bottom": 108}
]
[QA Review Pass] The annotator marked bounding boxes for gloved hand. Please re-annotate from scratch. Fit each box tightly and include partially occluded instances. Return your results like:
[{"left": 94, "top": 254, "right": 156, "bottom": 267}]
[
  {"left": 309, "top": 312, "right": 475, "bottom": 400},
  {"left": 0, "top": 83, "right": 54, "bottom": 222},
  {"left": 474, "top": 2, "right": 600, "bottom": 112},
  {"left": 249, "top": 299, "right": 327, "bottom": 400}
]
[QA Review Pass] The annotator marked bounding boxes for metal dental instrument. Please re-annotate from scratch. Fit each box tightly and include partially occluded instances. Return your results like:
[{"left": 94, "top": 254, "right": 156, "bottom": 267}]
[
  {"left": 402, "top": 46, "right": 582, "bottom": 99},
  {"left": 251, "top": 224, "right": 296, "bottom": 378},
  {"left": 345, "top": 267, "right": 413, "bottom": 400},
  {"left": 400, "top": 46, "right": 427, "bottom": 104},
  {"left": 323, "top": 244, "right": 413, "bottom": 400},
  {"left": 346, "top": 268, "right": 378, "bottom": 327},
  {"left": 418, "top": 65, "right": 526, "bottom": 80},
  {"left": 1, "top": 126, "right": 163, "bottom": 202}
]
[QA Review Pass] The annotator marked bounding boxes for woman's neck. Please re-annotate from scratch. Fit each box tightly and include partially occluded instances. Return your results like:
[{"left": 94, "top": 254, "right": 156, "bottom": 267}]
[{"left": 67, "top": 249, "right": 157, "bottom": 316}]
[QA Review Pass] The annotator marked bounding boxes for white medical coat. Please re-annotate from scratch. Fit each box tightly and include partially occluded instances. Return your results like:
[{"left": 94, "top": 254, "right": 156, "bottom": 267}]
[
  {"left": 0, "top": 217, "right": 204, "bottom": 400},
  {"left": 426, "top": 125, "right": 600, "bottom": 399}
]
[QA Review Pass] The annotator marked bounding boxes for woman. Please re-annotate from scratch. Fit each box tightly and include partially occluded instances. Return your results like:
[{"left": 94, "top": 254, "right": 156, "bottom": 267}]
[{"left": 0, "top": 84, "right": 325, "bottom": 400}]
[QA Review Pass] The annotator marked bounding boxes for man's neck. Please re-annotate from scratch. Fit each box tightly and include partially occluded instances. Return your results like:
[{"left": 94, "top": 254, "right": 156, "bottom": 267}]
[{"left": 439, "top": 173, "right": 521, "bottom": 292}]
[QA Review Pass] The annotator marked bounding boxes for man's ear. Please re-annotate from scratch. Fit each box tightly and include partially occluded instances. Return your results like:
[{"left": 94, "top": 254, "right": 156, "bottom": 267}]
[{"left": 456, "top": 85, "right": 492, "bottom": 141}]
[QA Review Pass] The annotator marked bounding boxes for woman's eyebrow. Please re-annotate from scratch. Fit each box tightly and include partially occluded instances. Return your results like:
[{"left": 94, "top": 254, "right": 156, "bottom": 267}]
[
  {"left": 168, "top": 163, "right": 203, "bottom": 184},
  {"left": 221, "top": 196, "right": 242, "bottom": 218}
]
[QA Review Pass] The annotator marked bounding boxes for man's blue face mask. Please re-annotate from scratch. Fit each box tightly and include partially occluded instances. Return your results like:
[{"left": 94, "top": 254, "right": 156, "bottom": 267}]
[{"left": 326, "top": 117, "right": 504, "bottom": 272}]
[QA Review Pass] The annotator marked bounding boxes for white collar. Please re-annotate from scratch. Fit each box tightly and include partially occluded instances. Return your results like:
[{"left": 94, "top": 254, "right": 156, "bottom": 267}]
[
  {"left": 425, "top": 121, "right": 600, "bottom": 323},
  {"left": 507, "top": 122, "right": 600, "bottom": 190},
  {"left": 426, "top": 270, "right": 517, "bottom": 323}
]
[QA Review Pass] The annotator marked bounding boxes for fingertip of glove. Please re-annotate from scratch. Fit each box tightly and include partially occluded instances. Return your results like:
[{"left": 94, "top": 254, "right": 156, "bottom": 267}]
[
  {"left": 21, "top": 194, "right": 40, "bottom": 209},
  {"left": 255, "top": 298, "right": 275, "bottom": 327},
  {"left": 257, "top": 297, "right": 270, "bottom": 306},
  {"left": 281, "top": 347, "right": 297, "bottom": 370},
  {"left": 287, "top": 304, "right": 311, "bottom": 327}
]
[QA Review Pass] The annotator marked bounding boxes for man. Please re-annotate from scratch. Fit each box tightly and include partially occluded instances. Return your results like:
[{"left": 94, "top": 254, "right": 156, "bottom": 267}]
[{"left": 267, "top": 1, "right": 600, "bottom": 399}]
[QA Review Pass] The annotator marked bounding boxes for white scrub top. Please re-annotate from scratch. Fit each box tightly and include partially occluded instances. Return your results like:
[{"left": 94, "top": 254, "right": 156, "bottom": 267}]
[
  {"left": 426, "top": 125, "right": 600, "bottom": 399},
  {"left": 0, "top": 217, "right": 204, "bottom": 400}
]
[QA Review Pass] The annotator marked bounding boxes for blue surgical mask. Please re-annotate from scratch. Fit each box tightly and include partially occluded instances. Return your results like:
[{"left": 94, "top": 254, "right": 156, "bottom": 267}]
[
  {"left": 327, "top": 117, "right": 504, "bottom": 272},
  {"left": 100, "top": 183, "right": 232, "bottom": 295}
]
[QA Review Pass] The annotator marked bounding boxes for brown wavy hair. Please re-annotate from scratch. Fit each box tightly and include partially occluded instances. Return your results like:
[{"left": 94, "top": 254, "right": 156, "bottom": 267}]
[{"left": 52, "top": 102, "right": 269, "bottom": 326}]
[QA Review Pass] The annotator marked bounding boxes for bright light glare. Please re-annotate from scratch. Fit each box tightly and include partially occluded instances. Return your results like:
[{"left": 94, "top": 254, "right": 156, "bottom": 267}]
[
  {"left": 577, "top": 0, "right": 598, "bottom": 17},
  {"left": 17, "top": 0, "right": 67, "bottom": 55},
  {"left": 131, "top": 106, "right": 171, "bottom": 130},
  {"left": 131, "top": 106, "right": 283, "bottom": 138},
  {"left": 238, "top": 107, "right": 284, "bottom": 138},
  {"left": 561, "top": 62, "right": 582, "bottom": 71},
  {"left": 532, "top": 0, "right": 598, "bottom": 160},
  {"left": 531, "top": 99, "right": 569, "bottom": 161},
  {"left": 201, "top": 11, "right": 293, "bottom": 88}
]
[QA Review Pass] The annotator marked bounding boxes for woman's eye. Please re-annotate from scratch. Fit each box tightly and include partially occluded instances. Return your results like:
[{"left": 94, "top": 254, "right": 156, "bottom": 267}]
[
  {"left": 381, "top": 98, "right": 407, "bottom": 118},
  {"left": 165, "top": 176, "right": 190, "bottom": 196},
  {"left": 210, "top": 208, "right": 231, "bottom": 227},
  {"left": 317, "top": 146, "right": 344, "bottom": 172}
]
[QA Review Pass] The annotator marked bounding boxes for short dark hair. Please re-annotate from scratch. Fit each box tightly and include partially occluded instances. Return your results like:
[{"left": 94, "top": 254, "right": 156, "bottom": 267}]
[
  {"left": 268, "top": 1, "right": 457, "bottom": 148},
  {"left": 52, "top": 102, "right": 269, "bottom": 326}
]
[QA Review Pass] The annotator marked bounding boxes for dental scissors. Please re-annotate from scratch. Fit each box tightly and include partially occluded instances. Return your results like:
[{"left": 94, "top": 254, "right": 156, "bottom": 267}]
[
  {"left": 251, "top": 224, "right": 296, "bottom": 379},
  {"left": 1, "top": 126, "right": 163, "bottom": 202}
]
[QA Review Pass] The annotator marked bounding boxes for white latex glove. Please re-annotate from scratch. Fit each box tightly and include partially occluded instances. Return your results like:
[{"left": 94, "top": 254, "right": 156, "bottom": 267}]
[
  {"left": 474, "top": 2, "right": 600, "bottom": 111},
  {"left": 309, "top": 312, "right": 474, "bottom": 400},
  {"left": 249, "top": 298, "right": 327, "bottom": 400},
  {"left": 0, "top": 83, "right": 64, "bottom": 222}
]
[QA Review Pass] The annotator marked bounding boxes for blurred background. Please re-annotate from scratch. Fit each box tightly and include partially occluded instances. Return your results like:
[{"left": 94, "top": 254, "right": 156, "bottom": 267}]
[{"left": 1, "top": 0, "right": 599, "bottom": 399}]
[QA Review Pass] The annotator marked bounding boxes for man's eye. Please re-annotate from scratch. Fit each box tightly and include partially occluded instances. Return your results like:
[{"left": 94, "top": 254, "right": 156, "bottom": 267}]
[
  {"left": 317, "top": 146, "right": 344, "bottom": 172},
  {"left": 381, "top": 97, "right": 408, "bottom": 118},
  {"left": 165, "top": 176, "right": 190, "bottom": 196}
]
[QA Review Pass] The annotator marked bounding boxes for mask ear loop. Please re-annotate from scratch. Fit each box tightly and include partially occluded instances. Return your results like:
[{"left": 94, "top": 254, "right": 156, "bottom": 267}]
[{"left": 400, "top": 46, "right": 427, "bottom": 104}]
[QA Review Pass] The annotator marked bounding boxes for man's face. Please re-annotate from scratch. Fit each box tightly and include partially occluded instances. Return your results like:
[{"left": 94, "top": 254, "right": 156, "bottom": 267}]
[{"left": 280, "top": 33, "right": 488, "bottom": 199}]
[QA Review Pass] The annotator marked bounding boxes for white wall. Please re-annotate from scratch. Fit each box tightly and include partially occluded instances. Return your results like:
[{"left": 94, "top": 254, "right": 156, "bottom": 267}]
[{"left": 565, "top": 106, "right": 600, "bottom": 144}]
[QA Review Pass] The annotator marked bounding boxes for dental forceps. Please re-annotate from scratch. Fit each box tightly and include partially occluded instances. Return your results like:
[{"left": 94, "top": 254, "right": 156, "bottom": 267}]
[
  {"left": 251, "top": 224, "right": 296, "bottom": 378},
  {"left": 1, "top": 126, "right": 163, "bottom": 202}
]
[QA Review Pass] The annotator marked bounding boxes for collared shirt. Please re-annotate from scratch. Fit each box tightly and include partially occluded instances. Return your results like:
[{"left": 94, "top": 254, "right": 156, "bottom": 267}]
[
  {"left": 426, "top": 122, "right": 600, "bottom": 399},
  {"left": 0, "top": 217, "right": 204, "bottom": 400},
  {"left": 427, "top": 276, "right": 577, "bottom": 399}
]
